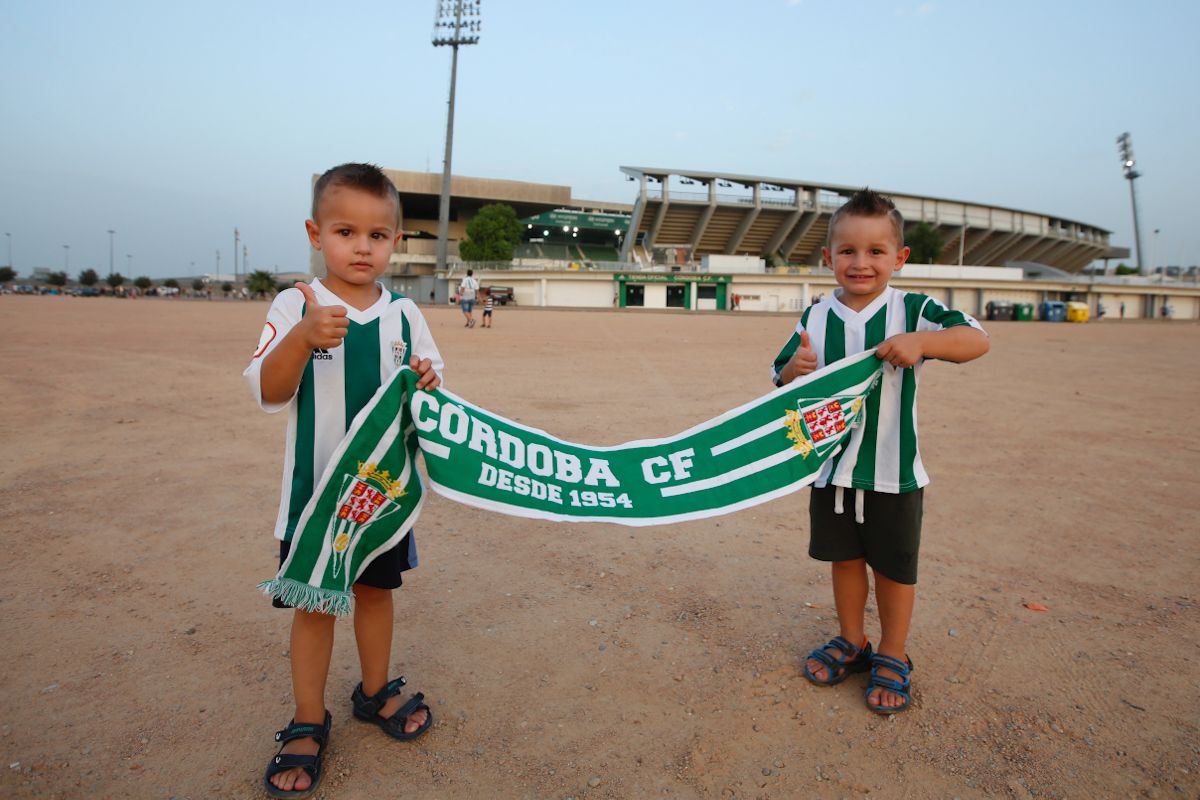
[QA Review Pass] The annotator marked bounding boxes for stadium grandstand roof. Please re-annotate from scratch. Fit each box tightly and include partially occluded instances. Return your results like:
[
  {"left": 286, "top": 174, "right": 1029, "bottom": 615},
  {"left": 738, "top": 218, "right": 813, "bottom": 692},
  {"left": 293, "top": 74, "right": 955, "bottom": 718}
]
[{"left": 619, "top": 166, "right": 1112, "bottom": 272}]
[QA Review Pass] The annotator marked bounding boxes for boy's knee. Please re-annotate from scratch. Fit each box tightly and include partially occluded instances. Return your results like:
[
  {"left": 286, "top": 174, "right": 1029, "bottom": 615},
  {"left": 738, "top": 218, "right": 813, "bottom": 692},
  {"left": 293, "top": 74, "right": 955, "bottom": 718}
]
[
  {"left": 352, "top": 584, "right": 392, "bottom": 604},
  {"left": 831, "top": 558, "right": 867, "bottom": 572}
]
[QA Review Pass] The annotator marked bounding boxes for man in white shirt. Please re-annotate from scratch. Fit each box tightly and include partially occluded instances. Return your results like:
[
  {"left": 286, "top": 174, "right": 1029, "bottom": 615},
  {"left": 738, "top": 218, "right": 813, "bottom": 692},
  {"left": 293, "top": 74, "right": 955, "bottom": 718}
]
[{"left": 457, "top": 269, "right": 480, "bottom": 328}]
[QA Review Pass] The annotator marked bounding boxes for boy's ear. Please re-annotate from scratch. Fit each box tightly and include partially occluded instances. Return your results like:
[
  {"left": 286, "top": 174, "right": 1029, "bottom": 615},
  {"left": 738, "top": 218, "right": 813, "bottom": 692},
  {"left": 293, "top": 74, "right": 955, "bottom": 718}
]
[
  {"left": 393, "top": 230, "right": 403, "bottom": 247},
  {"left": 895, "top": 245, "right": 911, "bottom": 270},
  {"left": 820, "top": 246, "right": 831, "bottom": 267},
  {"left": 305, "top": 219, "right": 321, "bottom": 250}
]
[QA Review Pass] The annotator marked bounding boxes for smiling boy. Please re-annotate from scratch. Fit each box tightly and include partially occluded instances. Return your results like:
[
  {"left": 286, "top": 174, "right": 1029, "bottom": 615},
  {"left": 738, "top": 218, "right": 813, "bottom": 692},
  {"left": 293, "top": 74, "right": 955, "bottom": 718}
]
[
  {"left": 245, "top": 163, "right": 445, "bottom": 797},
  {"left": 771, "top": 189, "right": 989, "bottom": 714}
]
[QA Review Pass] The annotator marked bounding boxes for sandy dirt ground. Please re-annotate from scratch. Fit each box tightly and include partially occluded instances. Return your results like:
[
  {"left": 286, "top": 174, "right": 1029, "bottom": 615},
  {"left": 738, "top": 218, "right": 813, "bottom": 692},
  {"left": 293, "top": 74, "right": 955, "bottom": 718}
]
[{"left": 1, "top": 295, "right": 1197, "bottom": 800}]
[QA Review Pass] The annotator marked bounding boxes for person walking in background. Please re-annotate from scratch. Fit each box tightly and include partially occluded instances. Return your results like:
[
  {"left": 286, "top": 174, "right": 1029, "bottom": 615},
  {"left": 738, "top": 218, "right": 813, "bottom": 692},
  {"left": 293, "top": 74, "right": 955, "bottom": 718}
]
[
  {"left": 458, "top": 268, "right": 479, "bottom": 328},
  {"left": 481, "top": 290, "right": 495, "bottom": 328}
]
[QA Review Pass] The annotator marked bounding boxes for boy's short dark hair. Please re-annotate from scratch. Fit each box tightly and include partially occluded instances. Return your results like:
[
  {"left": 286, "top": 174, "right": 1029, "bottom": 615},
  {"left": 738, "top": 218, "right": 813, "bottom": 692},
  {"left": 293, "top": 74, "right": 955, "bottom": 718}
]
[
  {"left": 826, "top": 188, "right": 905, "bottom": 249},
  {"left": 312, "top": 163, "right": 401, "bottom": 225}
]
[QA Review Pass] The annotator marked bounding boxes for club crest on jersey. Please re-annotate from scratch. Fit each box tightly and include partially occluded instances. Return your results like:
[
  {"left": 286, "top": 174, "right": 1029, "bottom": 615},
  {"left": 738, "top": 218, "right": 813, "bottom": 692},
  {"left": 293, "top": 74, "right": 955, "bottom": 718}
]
[
  {"left": 327, "top": 462, "right": 407, "bottom": 578},
  {"left": 391, "top": 340, "right": 408, "bottom": 367}
]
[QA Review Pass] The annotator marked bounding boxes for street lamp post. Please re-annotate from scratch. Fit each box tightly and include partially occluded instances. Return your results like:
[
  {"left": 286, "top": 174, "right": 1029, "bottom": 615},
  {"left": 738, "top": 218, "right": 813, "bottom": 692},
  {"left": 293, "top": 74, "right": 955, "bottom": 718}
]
[
  {"left": 432, "top": 0, "right": 482, "bottom": 274},
  {"left": 234, "top": 228, "right": 240, "bottom": 284},
  {"left": 126, "top": 253, "right": 132, "bottom": 276},
  {"left": 63, "top": 244, "right": 70, "bottom": 272},
  {"left": 1116, "top": 132, "right": 1145, "bottom": 275},
  {"left": 107, "top": 229, "right": 115, "bottom": 277},
  {"left": 4, "top": 232, "right": 11, "bottom": 269}
]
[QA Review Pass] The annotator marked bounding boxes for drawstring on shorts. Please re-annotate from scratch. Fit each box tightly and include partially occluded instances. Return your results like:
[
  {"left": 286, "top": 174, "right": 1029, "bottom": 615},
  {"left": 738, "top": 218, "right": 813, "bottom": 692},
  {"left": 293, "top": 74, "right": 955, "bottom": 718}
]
[{"left": 832, "top": 486, "right": 865, "bottom": 524}]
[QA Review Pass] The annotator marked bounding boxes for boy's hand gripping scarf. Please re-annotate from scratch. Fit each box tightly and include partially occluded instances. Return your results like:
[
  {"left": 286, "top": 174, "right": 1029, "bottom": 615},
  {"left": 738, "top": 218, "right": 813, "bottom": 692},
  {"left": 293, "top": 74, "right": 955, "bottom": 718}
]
[{"left": 260, "top": 349, "right": 884, "bottom": 614}]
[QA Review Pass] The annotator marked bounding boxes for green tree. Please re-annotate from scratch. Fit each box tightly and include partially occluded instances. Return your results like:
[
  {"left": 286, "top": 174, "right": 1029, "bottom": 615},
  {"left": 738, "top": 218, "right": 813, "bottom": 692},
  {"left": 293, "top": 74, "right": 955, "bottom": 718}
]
[
  {"left": 246, "top": 269, "right": 278, "bottom": 295},
  {"left": 192, "top": 279, "right": 205, "bottom": 291},
  {"left": 459, "top": 203, "right": 522, "bottom": 262},
  {"left": 47, "top": 271, "right": 68, "bottom": 287},
  {"left": 906, "top": 222, "right": 944, "bottom": 264},
  {"left": 0, "top": 266, "right": 15, "bottom": 284},
  {"left": 106, "top": 272, "right": 126, "bottom": 288},
  {"left": 134, "top": 275, "right": 153, "bottom": 290},
  {"left": 1115, "top": 263, "right": 1139, "bottom": 275},
  {"left": 221, "top": 281, "right": 233, "bottom": 294},
  {"left": 164, "top": 278, "right": 179, "bottom": 289},
  {"left": 78, "top": 268, "right": 99, "bottom": 286}
]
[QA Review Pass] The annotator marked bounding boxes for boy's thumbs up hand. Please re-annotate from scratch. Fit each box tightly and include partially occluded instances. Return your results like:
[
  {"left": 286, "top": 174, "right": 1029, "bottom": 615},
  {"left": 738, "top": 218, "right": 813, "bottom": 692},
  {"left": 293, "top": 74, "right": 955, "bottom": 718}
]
[
  {"left": 295, "top": 282, "right": 349, "bottom": 349},
  {"left": 784, "top": 329, "right": 818, "bottom": 380}
]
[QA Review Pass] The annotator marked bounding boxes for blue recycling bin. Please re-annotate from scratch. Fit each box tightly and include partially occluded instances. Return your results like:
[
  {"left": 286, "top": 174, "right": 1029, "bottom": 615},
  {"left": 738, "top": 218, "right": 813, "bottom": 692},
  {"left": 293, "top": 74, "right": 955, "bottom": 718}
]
[{"left": 1039, "top": 301, "right": 1066, "bottom": 322}]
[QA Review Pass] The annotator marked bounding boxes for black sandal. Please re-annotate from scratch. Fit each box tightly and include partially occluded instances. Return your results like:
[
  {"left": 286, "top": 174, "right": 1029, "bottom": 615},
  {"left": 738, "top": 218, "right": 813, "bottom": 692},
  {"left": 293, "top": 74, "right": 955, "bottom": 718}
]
[
  {"left": 351, "top": 676, "right": 433, "bottom": 741},
  {"left": 262, "top": 710, "right": 331, "bottom": 799},
  {"left": 803, "top": 636, "right": 873, "bottom": 686}
]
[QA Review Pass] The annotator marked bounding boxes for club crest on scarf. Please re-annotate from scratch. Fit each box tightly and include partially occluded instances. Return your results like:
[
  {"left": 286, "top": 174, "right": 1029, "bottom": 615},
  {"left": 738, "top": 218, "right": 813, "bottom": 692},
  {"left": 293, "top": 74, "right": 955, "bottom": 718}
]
[
  {"left": 785, "top": 397, "right": 862, "bottom": 457},
  {"left": 328, "top": 462, "right": 406, "bottom": 578}
]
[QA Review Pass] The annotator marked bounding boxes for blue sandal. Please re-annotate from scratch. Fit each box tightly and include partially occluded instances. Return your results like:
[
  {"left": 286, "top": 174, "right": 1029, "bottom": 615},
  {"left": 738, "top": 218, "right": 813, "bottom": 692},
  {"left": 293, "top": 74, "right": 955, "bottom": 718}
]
[
  {"left": 803, "top": 636, "right": 873, "bottom": 686},
  {"left": 865, "top": 653, "right": 914, "bottom": 714},
  {"left": 351, "top": 676, "right": 433, "bottom": 741},
  {"left": 262, "top": 710, "right": 331, "bottom": 799}
]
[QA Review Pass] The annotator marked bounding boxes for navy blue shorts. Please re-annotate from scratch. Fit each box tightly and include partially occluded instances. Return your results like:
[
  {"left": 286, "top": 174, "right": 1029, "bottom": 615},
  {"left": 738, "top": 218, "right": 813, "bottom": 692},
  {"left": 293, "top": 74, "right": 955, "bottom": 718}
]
[{"left": 273, "top": 535, "right": 409, "bottom": 609}]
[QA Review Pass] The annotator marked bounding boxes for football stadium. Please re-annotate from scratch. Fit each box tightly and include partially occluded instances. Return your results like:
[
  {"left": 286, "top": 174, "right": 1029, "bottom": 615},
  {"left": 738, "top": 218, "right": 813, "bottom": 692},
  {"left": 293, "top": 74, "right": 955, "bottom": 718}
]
[{"left": 311, "top": 166, "right": 1200, "bottom": 321}]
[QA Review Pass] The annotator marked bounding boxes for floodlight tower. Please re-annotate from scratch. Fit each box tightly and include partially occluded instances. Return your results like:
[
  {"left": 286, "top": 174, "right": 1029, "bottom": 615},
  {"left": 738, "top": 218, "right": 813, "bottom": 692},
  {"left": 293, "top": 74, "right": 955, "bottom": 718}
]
[
  {"left": 432, "top": 0, "right": 482, "bottom": 273},
  {"left": 1117, "top": 132, "right": 1145, "bottom": 274}
]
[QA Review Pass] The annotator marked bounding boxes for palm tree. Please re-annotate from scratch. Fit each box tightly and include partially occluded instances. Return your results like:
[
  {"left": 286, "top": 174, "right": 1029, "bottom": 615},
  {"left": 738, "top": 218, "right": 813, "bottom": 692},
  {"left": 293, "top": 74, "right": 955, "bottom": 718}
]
[{"left": 246, "top": 269, "right": 278, "bottom": 296}]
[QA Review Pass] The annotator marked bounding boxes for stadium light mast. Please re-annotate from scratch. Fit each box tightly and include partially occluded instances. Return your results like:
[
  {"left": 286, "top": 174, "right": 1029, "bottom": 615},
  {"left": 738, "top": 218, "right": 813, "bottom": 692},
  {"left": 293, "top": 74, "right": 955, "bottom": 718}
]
[
  {"left": 432, "top": 0, "right": 481, "bottom": 273},
  {"left": 107, "top": 229, "right": 115, "bottom": 277},
  {"left": 1116, "top": 132, "right": 1145, "bottom": 274}
]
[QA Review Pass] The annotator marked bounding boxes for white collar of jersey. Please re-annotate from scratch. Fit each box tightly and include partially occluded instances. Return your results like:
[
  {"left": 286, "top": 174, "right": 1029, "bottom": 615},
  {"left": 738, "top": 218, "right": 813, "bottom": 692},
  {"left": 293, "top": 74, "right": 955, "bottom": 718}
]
[
  {"left": 311, "top": 278, "right": 391, "bottom": 325},
  {"left": 829, "top": 286, "right": 894, "bottom": 324}
]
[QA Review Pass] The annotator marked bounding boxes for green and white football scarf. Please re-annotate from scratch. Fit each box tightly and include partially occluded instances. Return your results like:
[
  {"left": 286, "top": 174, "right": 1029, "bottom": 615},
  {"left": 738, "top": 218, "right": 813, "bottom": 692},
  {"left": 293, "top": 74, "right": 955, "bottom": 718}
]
[{"left": 260, "top": 349, "right": 884, "bottom": 614}]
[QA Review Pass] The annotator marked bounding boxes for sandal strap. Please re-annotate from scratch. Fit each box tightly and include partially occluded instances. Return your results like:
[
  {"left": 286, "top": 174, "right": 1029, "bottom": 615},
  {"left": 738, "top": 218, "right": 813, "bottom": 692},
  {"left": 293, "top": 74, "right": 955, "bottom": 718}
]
[
  {"left": 868, "top": 674, "right": 910, "bottom": 694},
  {"left": 807, "top": 637, "right": 868, "bottom": 670},
  {"left": 827, "top": 636, "right": 864, "bottom": 658},
  {"left": 393, "top": 692, "right": 427, "bottom": 721},
  {"left": 378, "top": 692, "right": 429, "bottom": 736},
  {"left": 357, "top": 676, "right": 409, "bottom": 715},
  {"left": 870, "top": 654, "right": 913, "bottom": 676},
  {"left": 270, "top": 753, "right": 319, "bottom": 773},
  {"left": 806, "top": 647, "right": 842, "bottom": 670},
  {"left": 274, "top": 718, "right": 329, "bottom": 746}
]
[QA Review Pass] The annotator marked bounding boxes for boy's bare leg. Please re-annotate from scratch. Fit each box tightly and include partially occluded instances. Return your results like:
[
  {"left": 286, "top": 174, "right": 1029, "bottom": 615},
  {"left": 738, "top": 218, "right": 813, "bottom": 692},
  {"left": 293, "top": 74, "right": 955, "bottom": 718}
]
[
  {"left": 353, "top": 585, "right": 428, "bottom": 734},
  {"left": 869, "top": 569, "right": 915, "bottom": 709},
  {"left": 270, "top": 609, "right": 335, "bottom": 793},
  {"left": 806, "top": 558, "right": 869, "bottom": 681}
]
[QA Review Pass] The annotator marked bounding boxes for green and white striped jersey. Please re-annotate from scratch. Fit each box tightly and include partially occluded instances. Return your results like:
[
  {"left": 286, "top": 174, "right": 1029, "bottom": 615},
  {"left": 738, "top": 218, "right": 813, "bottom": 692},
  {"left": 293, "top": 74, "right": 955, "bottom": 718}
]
[
  {"left": 244, "top": 279, "right": 445, "bottom": 541},
  {"left": 771, "top": 287, "right": 984, "bottom": 493}
]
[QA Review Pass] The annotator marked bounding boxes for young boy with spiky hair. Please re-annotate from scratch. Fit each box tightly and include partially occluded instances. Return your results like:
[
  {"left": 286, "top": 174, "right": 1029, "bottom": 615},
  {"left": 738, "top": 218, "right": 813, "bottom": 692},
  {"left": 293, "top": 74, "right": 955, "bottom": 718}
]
[
  {"left": 245, "top": 163, "right": 444, "bottom": 797},
  {"left": 771, "top": 188, "right": 989, "bottom": 714}
]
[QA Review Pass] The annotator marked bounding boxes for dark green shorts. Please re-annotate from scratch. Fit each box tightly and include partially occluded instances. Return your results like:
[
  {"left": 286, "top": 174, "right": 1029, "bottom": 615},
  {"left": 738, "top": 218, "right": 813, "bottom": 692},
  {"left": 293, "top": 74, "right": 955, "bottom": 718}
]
[{"left": 808, "top": 486, "right": 923, "bottom": 585}]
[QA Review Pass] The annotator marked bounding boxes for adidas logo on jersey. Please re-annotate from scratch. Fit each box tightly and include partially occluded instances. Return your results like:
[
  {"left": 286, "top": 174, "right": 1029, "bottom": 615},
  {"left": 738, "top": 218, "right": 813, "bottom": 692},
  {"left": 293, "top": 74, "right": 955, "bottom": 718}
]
[{"left": 311, "top": 348, "right": 334, "bottom": 361}]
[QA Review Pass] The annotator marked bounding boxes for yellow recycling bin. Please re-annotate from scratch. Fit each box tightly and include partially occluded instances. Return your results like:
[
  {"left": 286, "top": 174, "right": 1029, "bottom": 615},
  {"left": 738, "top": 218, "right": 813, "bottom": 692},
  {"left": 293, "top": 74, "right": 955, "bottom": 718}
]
[{"left": 1066, "top": 301, "right": 1089, "bottom": 323}]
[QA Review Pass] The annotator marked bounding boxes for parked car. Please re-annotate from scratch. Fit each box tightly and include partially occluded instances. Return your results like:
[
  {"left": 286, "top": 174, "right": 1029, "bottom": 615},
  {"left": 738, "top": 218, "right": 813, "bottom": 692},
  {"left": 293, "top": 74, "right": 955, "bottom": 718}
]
[{"left": 484, "top": 285, "right": 516, "bottom": 306}]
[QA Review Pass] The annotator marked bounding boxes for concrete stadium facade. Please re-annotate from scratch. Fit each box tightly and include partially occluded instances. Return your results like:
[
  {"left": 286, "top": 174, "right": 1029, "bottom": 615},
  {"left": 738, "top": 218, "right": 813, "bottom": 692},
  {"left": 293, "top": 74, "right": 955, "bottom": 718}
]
[
  {"left": 619, "top": 167, "right": 1113, "bottom": 272},
  {"left": 302, "top": 166, "right": 1200, "bottom": 320}
]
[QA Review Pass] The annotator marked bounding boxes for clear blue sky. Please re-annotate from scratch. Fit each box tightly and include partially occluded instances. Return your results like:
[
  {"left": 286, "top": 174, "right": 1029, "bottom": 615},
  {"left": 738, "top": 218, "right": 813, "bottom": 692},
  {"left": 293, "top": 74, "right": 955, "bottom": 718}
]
[{"left": 2, "top": 0, "right": 1196, "bottom": 278}]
